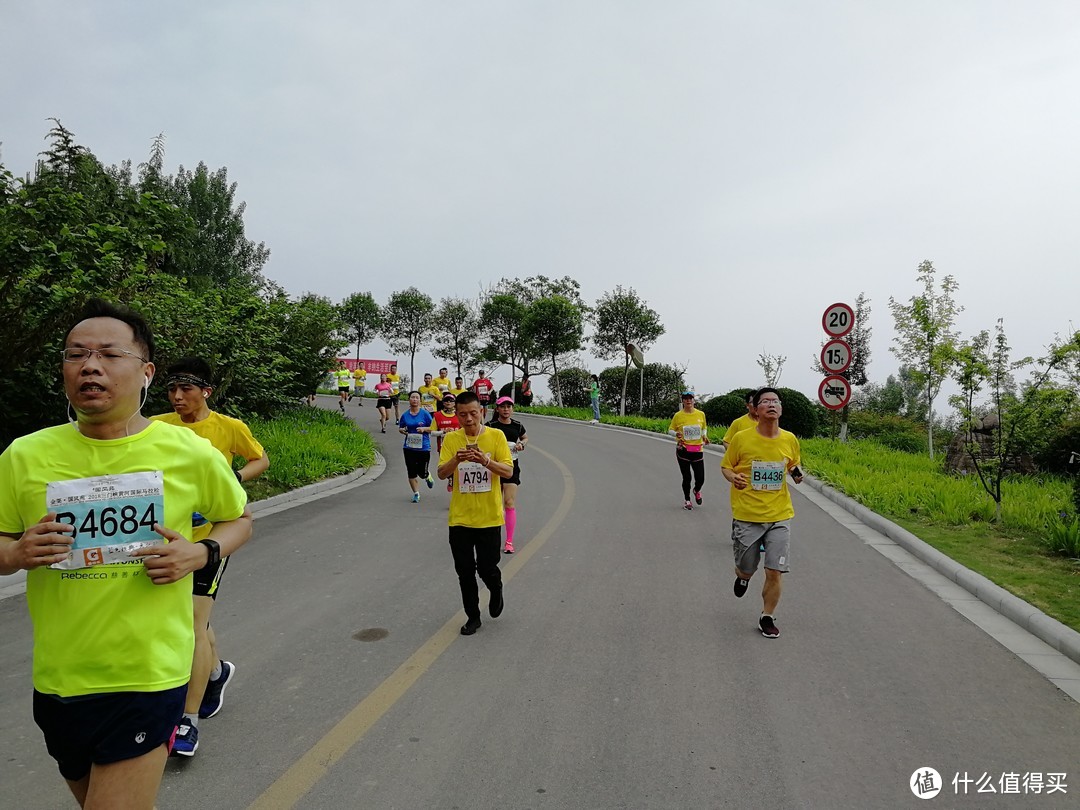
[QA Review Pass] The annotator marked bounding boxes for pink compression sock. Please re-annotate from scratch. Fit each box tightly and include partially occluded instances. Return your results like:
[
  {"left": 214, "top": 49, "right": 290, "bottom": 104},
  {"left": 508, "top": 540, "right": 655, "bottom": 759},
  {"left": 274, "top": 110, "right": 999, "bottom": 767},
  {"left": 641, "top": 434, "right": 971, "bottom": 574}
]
[{"left": 505, "top": 507, "right": 517, "bottom": 545}]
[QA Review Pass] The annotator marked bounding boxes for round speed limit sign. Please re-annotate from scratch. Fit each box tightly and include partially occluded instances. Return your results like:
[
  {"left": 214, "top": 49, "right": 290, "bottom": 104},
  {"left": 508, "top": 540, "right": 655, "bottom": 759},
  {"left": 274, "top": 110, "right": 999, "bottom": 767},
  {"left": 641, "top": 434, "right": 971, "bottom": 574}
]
[
  {"left": 820, "top": 339, "right": 852, "bottom": 374},
  {"left": 818, "top": 375, "right": 852, "bottom": 410},
  {"left": 822, "top": 302, "right": 854, "bottom": 338}
]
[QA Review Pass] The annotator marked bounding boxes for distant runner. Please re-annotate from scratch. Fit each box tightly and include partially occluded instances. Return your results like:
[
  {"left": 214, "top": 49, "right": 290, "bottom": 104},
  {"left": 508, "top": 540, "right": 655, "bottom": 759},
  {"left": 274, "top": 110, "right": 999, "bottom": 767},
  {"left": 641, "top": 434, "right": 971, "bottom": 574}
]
[
  {"left": 374, "top": 373, "right": 394, "bottom": 433},
  {"left": 472, "top": 370, "right": 495, "bottom": 422},
  {"left": 350, "top": 362, "right": 367, "bottom": 405},
  {"left": 487, "top": 396, "right": 528, "bottom": 554},
  {"left": 432, "top": 394, "right": 461, "bottom": 492},
  {"left": 723, "top": 389, "right": 759, "bottom": 448},
  {"left": 399, "top": 391, "right": 435, "bottom": 502},
  {"left": 387, "top": 364, "right": 402, "bottom": 421},
  {"left": 334, "top": 365, "right": 351, "bottom": 413},
  {"left": 669, "top": 390, "right": 709, "bottom": 510},
  {"left": 418, "top": 373, "right": 442, "bottom": 414}
]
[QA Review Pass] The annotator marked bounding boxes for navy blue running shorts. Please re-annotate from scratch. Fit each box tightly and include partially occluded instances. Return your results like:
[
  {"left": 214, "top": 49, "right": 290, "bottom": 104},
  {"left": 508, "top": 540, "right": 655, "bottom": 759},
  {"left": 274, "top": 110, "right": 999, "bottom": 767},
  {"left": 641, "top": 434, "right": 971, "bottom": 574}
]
[{"left": 33, "top": 685, "right": 186, "bottom": 781}]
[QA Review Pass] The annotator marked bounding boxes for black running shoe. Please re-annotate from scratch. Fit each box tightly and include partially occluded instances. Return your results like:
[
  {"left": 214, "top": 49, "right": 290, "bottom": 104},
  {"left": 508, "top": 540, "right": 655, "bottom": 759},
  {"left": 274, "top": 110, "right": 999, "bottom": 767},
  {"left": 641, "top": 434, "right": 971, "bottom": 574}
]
[
  {"left": 758, "top": 614, "right": 780, "bottom": 639},
  {"left": 733, "top": 577, "right": 750, "bottom": 598}
]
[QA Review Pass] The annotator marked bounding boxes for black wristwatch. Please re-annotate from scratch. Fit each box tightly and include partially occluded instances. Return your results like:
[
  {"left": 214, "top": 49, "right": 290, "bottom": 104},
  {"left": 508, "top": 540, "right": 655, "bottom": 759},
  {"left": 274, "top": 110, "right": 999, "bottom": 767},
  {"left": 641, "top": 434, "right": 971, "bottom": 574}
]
[
  {"left": 197, "top": 539, "right": 221, "bottom": 570},
  {"left": 234, "top": 469, "right": 244, "bottom": 484}
]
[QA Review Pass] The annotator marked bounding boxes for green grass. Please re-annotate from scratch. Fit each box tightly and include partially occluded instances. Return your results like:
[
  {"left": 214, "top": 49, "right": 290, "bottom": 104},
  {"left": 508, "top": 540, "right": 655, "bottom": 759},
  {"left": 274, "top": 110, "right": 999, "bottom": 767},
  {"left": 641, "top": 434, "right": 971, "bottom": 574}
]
[
  {"left": 518, "top": 405, "right": 1080, "bottom": 632},
  {"left": 240, "top": 406, "right": 377, "bottom": 501}
]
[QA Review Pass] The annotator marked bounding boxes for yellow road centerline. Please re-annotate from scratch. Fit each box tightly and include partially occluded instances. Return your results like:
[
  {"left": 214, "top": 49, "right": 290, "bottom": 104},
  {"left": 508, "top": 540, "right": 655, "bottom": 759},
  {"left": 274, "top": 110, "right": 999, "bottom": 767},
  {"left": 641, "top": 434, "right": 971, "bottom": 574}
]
[{"left": 249, "top": 444, "right": 575, "bottom": 809}]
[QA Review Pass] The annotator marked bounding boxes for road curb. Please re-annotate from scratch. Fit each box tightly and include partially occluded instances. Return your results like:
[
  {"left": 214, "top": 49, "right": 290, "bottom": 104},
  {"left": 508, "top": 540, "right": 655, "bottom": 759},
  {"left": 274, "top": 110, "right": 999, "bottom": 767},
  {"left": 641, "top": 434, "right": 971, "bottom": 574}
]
[
  {"left": 0, "top": 452, "right": 387, "bottom": 600},
  {"left": 519, "top": 411, "right": 1080, "bottom": 666}
]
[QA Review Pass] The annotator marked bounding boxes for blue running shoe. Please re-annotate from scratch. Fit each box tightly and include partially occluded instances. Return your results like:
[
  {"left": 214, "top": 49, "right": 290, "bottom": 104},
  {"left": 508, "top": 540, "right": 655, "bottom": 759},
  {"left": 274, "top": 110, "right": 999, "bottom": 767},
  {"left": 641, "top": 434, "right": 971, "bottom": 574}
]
[
  {"left": 171, "top": 721, "right": 199, "bottom": 757},
  {"left": 199, "top": 660, "right": 236, "bottom": 719}
]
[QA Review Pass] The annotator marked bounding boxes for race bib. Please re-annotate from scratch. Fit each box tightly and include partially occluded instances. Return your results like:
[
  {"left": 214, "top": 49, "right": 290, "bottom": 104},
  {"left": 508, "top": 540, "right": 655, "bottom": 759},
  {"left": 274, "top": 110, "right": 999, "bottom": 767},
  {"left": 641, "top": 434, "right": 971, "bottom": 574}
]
[
  {"left": 458, "top": 462, "right": 492, "bottom": 493},
  {"left": 510, "top": 449, "right": 519, "bottom": 461},
  {"left": 48, "top": 471, "right": 165, "bottom": 570},
  {"left": 405, "top": 432, "right": 424, "bottom": 449},
  {"left": 681, "top": 425, "right": 703, "bottom": 443},
  {"left": 477, "top": 384, "right": 490, "bottom": 396},
  {"left": 750, "top": 460, "right": 786, "bottom": 491}
]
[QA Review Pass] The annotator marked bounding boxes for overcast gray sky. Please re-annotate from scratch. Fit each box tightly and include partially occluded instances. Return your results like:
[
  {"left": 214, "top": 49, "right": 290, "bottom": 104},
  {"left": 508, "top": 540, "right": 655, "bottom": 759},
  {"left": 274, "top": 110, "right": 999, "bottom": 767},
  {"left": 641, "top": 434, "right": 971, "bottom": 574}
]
[{"left": 4, "top": 1, "right": 1078, "bottom": 404}]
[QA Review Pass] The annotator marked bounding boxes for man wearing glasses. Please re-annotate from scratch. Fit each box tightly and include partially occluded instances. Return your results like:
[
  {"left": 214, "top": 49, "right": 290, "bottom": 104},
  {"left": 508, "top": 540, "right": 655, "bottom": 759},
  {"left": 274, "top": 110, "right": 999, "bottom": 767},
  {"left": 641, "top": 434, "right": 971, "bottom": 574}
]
[
  {"left": 0, "top": 299, "right": 251, "bottom": 809},
  {"left": 720, "top": 387, "right": 803, "bottom": 639}
]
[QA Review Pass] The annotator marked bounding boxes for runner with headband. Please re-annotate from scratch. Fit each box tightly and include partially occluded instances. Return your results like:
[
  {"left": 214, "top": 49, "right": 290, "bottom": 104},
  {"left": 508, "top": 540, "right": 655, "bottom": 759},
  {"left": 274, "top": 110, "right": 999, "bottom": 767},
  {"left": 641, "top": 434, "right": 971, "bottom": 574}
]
[
  {"left": 151, "top": 358, "right": 269, "bottom": 756},
  {"left": 669, "top": 390, "right": 709, "bottom": 510}
]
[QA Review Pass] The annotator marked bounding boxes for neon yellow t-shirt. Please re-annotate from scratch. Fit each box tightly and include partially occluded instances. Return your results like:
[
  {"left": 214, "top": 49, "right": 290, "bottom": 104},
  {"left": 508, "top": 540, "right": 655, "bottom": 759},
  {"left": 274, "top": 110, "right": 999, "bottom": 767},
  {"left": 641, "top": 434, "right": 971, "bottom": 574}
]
[
  {"left": 720, "top": 426, "right": 801, "bottom": 523},
  {"left": 439, "top": 427, "right": 513, "bottom": 528},
  {"left": 335, "top": 369, "right": 351, "bottom": 388},
  {"left": 432, "top": 376, "right": 451, "bottom": 390},
  {"left": 418, "top": 385, "right": 442, "bottom": 409},
  {"left": 723, "top": 413, "right": 757, "bottom": 444},
  {"left": 669, "top": 409, "right": 708, "bottom": 450},
  {"left": 0, "top": 422, "right": 247, "bottom": 696}
]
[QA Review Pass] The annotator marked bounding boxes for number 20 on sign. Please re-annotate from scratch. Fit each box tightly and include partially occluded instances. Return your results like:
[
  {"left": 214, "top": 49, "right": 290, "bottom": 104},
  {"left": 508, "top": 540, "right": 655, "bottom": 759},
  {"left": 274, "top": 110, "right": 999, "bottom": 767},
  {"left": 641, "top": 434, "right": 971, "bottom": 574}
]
[{"left": 822, "top": 302, "right": 854, "bottom": 338}]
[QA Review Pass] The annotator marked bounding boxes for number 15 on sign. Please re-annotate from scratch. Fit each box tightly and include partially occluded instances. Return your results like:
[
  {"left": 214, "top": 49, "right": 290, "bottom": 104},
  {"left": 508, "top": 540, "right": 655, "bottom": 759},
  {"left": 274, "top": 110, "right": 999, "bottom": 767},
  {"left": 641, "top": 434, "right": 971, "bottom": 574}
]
[{"left": 820, "top": 339, "right": 852, "bottom": 374}]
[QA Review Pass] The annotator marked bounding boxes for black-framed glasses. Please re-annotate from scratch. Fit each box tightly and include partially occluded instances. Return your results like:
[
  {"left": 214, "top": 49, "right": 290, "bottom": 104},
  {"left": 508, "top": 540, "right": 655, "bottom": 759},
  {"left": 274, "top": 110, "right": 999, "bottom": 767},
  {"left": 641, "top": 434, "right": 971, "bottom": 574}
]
[{"left": 61, "top": 348, "right": 147, "bottom": 364}]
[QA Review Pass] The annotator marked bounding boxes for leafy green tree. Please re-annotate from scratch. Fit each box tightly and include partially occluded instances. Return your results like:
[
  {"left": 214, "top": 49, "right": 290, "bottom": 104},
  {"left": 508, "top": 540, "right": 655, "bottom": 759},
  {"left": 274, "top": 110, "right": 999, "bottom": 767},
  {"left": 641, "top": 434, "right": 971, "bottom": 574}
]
[
  {"left": 889, "top": 261, "right": 962, "bottom": 458},
  {"left": 477, "top": 292, "right": 528, "bottom": 384},
  {"left": 951, "top": 322, "right": 1080, "bottom": 522},
  {"left": 522, "top": 296, "right": 584, "bottom": 406},
  {"left": 380, "top": 287, "right": 435, "bottom": 385},
  {"left": 155, "top": 162, "right": 270, "bottom": 289},
  {"left": 597, "top": 363, "right": 685, "bottom": 417},
  {"left": 549, "top": 367, "right": 595, "bottom": 408},
  {"left": 853, "top": 375, "right": 905, "bottom": 416},
  {"left": 339, "top": 291, "right": 381, "bottom": 361},
  {"left": 592, "top": 286, "right": 665, "bottom": 415},
  {"left": 432, "top": 297, "right": 478, "bottom": 378},
  {"left": 478, "top": 276, "right": 589, "bottom": 389}
]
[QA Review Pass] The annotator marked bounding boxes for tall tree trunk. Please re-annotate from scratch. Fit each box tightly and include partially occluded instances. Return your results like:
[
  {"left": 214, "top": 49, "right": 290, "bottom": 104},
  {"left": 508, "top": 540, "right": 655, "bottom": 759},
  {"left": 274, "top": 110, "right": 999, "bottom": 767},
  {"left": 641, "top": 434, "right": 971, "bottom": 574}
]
[{"left": 552, "top": 354, "right": 562, "bottom": 406}]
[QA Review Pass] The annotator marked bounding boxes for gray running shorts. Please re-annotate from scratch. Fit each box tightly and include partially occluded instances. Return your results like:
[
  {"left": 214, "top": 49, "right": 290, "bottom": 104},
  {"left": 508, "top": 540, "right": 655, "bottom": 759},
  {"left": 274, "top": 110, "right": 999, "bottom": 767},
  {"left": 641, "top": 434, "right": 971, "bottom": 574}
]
[{"left": 731, "top": 519, "right": 791, "bottom": 575}]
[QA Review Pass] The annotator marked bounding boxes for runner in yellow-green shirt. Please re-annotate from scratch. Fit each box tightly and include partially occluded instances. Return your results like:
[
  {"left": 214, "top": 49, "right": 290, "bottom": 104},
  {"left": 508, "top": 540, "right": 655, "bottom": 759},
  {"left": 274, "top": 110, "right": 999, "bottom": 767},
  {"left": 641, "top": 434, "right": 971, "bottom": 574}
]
[
  {"left": 151, "top": 356, "right": 270, "bottom": 756},
  {"left": 720, "top": 387, "right": 803, "bottom": 640},
  {"left": 437, "top": 391, "right": 514, "bottom": 636},
  {"left": 0, "top": 299, "right": 251, "bottom": 808}
]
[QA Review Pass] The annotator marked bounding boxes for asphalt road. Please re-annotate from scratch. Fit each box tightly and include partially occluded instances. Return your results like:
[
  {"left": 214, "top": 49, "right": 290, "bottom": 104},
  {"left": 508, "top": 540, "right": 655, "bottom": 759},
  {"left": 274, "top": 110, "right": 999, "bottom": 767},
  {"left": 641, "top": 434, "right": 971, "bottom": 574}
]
[{"left": 1, "top": 399, "right": 1078, "bottom": 809}]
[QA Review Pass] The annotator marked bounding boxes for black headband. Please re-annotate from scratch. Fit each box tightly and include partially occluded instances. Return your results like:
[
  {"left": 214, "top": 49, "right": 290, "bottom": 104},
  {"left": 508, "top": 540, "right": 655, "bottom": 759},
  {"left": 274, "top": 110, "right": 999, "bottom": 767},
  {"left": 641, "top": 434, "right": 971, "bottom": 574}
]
[{"left": 166, "top": 373, "right": 211, "bottom": 389}]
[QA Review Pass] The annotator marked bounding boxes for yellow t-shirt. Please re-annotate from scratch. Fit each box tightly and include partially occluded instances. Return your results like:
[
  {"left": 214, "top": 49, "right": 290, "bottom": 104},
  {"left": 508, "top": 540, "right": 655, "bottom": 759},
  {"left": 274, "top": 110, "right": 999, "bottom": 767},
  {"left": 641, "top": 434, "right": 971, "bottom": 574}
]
[
  {"left": 151, "top": 411, "right": 264, "bottom": 464},
  {"left": 669, "top": 409, "right": 708, "bottom": 450},
  {"left": 0, "top": 422, "right": 247, "bottom": 696},
  {"left": 387, "top": 373, "right": 401, "bottom": 394},
  {"left": 432, "top": 376, "right": 452, "bottom": 391},
  {"left": 721, "top": 426, "right": 801, "bottom": 523},
  {"left": 723, "top": 413, "right": 757, "bottom": 444},
  {"left": 449, "top": 387, "right": 468, "bottom": 397},
  {"left": 353, "top": 369, "right": 367, "bottom": 384},
  {"left": 439, "top": 426, "right": 513, "bottom": 528},
  {"left": 418, "top": 385, "right": 442, "bottom": 409}
]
